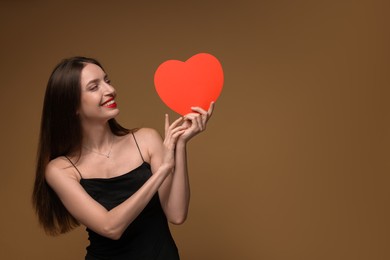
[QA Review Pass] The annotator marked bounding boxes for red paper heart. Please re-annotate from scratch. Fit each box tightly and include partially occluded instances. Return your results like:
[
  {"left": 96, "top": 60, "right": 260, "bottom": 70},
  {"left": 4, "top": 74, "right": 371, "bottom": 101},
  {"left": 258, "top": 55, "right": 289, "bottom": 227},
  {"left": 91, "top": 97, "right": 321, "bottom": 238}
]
[{"left": 154, "top": 53, "right": 224, "bottom": 115}]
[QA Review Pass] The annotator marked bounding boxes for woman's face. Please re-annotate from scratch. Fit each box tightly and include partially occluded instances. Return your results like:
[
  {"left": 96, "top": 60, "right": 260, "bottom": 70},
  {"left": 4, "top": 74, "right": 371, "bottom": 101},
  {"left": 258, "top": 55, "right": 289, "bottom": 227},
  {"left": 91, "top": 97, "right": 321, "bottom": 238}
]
[{"left": 78, "top": 63, "right": 119, "bottom": 124}]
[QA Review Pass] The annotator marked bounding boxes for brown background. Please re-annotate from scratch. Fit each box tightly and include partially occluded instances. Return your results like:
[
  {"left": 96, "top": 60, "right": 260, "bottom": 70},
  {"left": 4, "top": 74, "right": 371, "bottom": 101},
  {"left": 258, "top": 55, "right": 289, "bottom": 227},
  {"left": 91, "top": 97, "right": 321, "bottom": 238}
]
[{"left": 0, "top": 0, "right": 389, "bottom": 259}]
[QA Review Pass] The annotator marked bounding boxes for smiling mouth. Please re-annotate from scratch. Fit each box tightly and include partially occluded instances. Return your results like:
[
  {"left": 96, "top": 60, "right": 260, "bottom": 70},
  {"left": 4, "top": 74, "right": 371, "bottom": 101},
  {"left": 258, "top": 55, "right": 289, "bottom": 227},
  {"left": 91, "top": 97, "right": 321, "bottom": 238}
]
[{"left": 101, "top": 99, "right": 117, "bottom": 108}]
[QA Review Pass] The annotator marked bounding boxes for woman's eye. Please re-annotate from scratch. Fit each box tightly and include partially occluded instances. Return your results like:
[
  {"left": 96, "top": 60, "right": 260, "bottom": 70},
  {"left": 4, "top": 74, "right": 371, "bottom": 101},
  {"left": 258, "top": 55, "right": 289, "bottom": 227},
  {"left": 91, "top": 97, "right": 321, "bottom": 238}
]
[
  {"left": 90, "top": 85, "right": 98, "bottom": 91},
  {"left": 105, "top": 78, "right": 111, "bottom": 84}
]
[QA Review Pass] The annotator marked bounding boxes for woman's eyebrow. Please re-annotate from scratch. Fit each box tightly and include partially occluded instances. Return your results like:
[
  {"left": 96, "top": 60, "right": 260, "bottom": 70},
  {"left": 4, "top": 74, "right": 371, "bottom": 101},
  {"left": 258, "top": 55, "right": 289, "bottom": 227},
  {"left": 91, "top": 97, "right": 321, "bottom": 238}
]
[
  {"left": 86, "top": 79, "right": 99, "bottom": 86},
  {"left": 86, "top": 74, "right": 107, "bottom": 86}
]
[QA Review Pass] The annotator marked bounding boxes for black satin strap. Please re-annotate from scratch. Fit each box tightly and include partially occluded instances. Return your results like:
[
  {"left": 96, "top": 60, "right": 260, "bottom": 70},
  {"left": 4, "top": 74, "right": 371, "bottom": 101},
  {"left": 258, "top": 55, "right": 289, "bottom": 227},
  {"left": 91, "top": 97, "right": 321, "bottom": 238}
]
[
  {"left": 131, "top": 131, "right": 145, "bottom": 162},
  {"left": 64, "top": 156, "right": 83, "bottom": 179}
]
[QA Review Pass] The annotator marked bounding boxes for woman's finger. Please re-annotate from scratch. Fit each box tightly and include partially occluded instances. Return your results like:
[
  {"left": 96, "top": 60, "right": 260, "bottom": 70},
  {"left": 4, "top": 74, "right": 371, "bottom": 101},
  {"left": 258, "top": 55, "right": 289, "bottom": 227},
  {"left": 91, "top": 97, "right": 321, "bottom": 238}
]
[
  {"left": 168, "top": 116, "right": 184, "bottom": 130},
  {"left": 207, "top": 101, "right": 215, "bottom": 117},
  {"left": 165, "top": 116, "right": 183, "bottom": 136},
  {"left": 170, "top": 125, "right": 186, "bottom": 135},
  {"left": 188, "top": 111, "right": 207, "bottom": 131},
  {"left": 164, "top": 114, "right": 169, "bottom": 138},
  {"left": 190, "top": 106, "right": 207, "bottom": 115},
  {"left": 171, "top": 129, "right": 186, "bottom": 140},
  {"left": 184, "top": 113, "right": 203, "bottom": 132},
  {"left": 164, "top": 116, "right": 185, "bottom": 143},
  {"left": 190, "top": 102, "right": 215, "bottom": 124},
  {"left": 195, "top": 114, "right": 203, "bottom": 131}
]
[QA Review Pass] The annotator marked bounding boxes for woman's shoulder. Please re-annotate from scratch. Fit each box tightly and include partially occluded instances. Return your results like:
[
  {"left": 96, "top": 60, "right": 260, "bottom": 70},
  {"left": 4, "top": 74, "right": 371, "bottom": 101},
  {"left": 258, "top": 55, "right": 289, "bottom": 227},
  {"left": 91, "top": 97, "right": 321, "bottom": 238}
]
[
  {"left": 132, "top": 127, "right": 162, "bottom": 141},
  {"left": 130, "top": 128, "right": 163, "bottom": 156},
  {"left": 47, "top": 156, "right": 70, "bottom": 170},
  {"left": 45, "top": 156, "right": 77, "bottom": 181}
]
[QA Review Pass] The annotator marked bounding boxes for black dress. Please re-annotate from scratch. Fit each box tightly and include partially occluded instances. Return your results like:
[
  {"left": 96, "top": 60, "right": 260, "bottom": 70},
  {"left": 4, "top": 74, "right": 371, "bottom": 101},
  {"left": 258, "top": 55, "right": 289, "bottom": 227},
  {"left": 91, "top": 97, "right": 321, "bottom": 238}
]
[{"left": 66, "top": 134, "right": 180, "bottom": 260}]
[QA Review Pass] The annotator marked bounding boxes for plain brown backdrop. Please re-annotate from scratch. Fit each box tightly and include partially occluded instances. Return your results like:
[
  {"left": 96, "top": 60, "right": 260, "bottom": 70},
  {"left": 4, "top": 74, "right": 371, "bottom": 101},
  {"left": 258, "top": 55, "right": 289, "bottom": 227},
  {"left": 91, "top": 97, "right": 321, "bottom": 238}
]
[{"left": 0, "top": 0, "right": 389, "bottom": 259}]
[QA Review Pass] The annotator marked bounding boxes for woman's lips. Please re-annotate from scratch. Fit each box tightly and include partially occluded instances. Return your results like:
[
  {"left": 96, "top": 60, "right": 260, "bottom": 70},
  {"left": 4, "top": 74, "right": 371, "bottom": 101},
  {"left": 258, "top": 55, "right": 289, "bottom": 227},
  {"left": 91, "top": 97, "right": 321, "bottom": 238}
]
[{"left": 101, "top": 99, "right": 117, "bottom": 108}]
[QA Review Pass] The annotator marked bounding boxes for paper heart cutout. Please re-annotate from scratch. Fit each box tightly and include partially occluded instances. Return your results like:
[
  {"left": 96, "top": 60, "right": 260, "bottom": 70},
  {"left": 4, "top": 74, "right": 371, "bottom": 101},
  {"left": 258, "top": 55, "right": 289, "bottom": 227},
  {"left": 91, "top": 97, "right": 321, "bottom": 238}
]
[{"left": 154, "top": 53, "right": 224, "bottom": 115}]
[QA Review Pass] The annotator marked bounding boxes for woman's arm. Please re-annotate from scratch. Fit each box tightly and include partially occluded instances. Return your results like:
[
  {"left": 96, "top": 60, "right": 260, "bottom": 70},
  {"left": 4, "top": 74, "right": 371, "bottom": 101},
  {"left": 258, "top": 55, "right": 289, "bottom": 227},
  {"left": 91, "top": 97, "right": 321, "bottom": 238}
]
[
  {"left": 154, "top": 102, "right": 215, "bottom": 224},
  {"left": 45, "top": 117, "right": 185, "bottom": 240}
]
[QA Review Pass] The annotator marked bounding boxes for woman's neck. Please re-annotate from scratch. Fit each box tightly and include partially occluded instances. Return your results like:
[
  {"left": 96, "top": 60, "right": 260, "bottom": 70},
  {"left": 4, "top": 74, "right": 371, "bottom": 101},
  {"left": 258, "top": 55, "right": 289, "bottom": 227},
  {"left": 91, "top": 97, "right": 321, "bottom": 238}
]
[{"left": 82, "top": 122, "right": 114, "bottom": 152}]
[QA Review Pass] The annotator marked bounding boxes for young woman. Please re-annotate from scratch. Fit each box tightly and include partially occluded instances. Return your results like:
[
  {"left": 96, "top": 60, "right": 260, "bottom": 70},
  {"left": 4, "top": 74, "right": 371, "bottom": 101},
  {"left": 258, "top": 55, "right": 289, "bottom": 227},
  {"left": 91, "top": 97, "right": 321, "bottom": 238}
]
[{"left": 32, "top": 56, "right": 214, "bottom": 259}]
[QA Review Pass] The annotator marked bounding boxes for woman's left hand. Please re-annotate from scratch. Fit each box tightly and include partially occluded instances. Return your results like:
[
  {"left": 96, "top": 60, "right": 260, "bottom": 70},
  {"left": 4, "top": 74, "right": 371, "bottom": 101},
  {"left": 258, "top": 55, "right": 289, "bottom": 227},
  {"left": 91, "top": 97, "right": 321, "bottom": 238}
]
[{"left": 178, "top": 101, "right": 215, "bottom": 143}]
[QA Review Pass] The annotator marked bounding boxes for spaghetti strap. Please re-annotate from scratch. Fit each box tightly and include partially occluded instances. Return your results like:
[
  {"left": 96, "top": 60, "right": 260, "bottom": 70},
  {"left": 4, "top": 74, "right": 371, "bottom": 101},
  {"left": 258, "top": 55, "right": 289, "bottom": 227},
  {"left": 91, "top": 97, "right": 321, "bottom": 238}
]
[
  {"left": 64, "top": 156, "right": 83, "bottom": 179},
  {"left": 131, "top": 131, "right": 145, "bottom": 162}
]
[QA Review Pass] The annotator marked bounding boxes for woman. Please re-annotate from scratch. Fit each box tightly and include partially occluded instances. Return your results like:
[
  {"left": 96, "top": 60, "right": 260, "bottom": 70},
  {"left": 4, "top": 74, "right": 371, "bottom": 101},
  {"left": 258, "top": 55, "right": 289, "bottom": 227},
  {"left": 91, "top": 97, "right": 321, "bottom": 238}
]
[{"left": 32, "top": 56, "right": 214, "bottom": 259}]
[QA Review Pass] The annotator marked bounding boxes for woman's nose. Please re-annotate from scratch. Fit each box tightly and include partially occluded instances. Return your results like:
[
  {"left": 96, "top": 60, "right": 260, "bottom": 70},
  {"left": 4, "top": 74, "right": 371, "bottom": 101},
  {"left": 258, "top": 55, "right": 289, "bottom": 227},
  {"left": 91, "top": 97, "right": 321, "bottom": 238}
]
[{"left": 103, "top": 81, "right": 115, "bottom": 95}]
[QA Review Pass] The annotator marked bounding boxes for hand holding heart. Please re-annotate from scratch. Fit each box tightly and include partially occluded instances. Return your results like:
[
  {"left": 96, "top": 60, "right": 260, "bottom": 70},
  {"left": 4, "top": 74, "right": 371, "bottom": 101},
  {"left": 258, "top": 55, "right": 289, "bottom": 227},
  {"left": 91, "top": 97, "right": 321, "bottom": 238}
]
[
  {"left": 154, "top": 53, "right": 224, "bottom": 116},
  {"left": 164, "top": 102, "right": 215, "bottom": 146},
  {"left": 180, "top": 101, "right": 215, "bottom": 143}
]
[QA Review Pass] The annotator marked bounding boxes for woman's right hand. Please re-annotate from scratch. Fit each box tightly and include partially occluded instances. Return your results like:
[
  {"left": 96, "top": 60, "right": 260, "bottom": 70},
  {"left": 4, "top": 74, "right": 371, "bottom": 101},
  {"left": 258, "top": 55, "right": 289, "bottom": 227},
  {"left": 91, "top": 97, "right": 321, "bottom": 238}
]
[{"left": 161, "top": 114, "right": 186, "bottom": 172}]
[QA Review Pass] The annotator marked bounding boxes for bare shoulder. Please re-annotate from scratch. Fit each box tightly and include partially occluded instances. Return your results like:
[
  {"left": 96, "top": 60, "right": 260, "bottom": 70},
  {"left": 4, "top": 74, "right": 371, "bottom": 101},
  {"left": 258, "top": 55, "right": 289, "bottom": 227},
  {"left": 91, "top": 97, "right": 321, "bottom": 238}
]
[
  {"left": 132, "top": 128, "right": 164, "bottom": 158},
  {"left": 133, "top": 127, "right": 162, "bottom": 143},
  {"left": 45, "top": 157, "right": 78, "bottom": 184}
]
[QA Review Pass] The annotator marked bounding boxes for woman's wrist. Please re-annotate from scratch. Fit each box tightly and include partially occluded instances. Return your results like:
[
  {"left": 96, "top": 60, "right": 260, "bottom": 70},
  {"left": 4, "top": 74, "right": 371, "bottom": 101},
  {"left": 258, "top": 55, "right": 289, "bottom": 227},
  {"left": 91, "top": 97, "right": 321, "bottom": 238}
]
[
  {"left": 158, "top": 162, "right": 174, "bottom": 176},
  {"left": 176, "top": 140, "right": 187, "bottom": 150}
]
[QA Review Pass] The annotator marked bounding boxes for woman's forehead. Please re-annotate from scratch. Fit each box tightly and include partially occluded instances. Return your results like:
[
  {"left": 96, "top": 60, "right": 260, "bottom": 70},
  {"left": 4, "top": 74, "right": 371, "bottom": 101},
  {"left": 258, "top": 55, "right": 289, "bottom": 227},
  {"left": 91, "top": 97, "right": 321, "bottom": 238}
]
[{"left": 80, "top": 63, "right": 105, "bottom": 86}]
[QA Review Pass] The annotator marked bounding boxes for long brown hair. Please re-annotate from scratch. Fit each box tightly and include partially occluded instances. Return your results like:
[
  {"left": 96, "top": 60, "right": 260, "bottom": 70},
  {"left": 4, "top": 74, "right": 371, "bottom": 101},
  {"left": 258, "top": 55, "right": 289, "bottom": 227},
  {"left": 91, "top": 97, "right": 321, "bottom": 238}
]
[{"left": 32, "top": 57, "right": 130, "bottom": 235}]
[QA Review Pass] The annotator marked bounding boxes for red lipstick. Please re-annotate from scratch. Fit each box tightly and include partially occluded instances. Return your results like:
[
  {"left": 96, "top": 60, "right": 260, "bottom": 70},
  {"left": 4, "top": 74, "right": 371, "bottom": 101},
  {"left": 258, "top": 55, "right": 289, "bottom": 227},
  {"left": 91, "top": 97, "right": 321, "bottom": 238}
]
[{"left": 101, "top": 98, "right": 117, "bottom": 108}]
